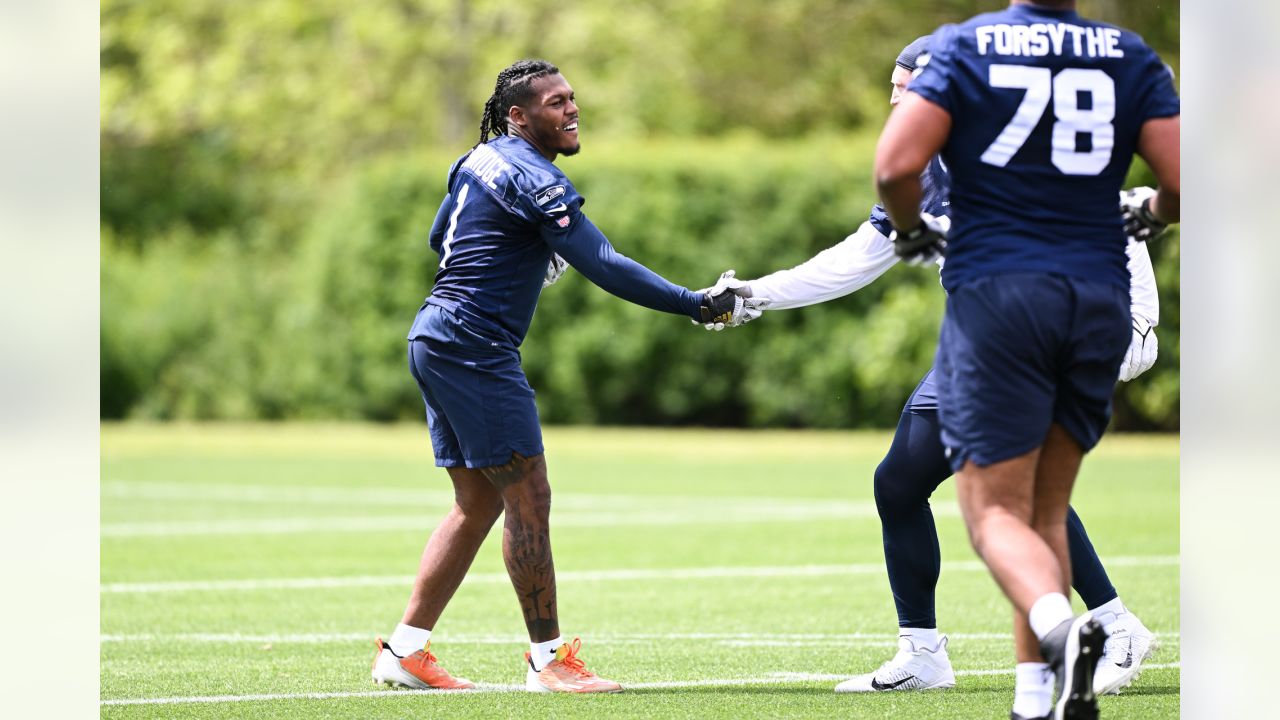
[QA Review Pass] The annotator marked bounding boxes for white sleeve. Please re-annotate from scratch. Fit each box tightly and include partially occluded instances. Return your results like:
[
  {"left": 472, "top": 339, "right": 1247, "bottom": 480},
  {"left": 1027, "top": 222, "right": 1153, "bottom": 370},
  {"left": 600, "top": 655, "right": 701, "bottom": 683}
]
[
  {"left": 1126, "top": 237, "right": 1159, "bottom": 325},
  {"left": 747, "top": 222, "right": 899, "bottom": 310}
]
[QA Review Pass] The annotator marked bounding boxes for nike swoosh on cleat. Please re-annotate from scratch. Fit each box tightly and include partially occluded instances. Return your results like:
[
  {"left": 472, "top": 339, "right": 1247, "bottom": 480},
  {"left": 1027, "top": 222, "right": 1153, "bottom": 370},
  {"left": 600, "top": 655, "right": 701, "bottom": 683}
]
[{"left": 870, "top": 675, "right": 917, "bottom": 691}]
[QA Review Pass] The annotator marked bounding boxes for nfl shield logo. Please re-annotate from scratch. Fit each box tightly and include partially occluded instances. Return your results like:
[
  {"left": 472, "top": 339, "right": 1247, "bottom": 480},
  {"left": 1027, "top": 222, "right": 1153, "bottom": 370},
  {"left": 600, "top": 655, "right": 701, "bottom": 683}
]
[{"left": 556, "top": 216, "right": 571, "bottom": 228}]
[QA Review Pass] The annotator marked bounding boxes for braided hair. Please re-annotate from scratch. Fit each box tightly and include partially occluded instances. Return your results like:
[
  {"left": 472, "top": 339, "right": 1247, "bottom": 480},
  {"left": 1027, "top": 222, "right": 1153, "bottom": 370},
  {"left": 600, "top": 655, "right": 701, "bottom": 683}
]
[{"left": 478, "top": 59, "right": 561, "bottom": 145}]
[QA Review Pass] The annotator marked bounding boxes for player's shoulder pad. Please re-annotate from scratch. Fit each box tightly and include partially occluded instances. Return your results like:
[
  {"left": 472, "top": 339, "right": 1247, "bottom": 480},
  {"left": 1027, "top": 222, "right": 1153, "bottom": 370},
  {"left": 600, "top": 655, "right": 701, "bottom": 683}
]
[
  {"left": 510, "top": 160, "right": 585, "bottom": 230},
  {"left": 927, "top": 22, "right": 964, "bottom": 56},
  {"left": 446, "top": 151, "right": 471, "bottom": 192},
  {"left": 911, "top": 23, "right": 965, "bottom": 78},
  {"left": 469, "top": 138, "right": 587, "bottom": 228},
  {"left": 528, "top": 177, "right": 585, "bottom": 231},
  {"left": 506, "top": 152, "right": 574, "bottom": 200}
]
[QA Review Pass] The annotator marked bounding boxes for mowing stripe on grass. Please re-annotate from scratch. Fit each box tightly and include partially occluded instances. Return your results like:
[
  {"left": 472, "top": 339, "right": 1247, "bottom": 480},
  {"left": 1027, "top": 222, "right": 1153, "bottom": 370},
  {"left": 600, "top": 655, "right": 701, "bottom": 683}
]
[
  {"left": 102, "top": 481, "right": 890, "bottom": 512},
  {"left": 99, "top": 630, "right": 1181, "bottom": 645},
  {"left": 101, "top": 503, "right": 891, "bottom": 538},
  {"left": 97, "top": 497, "right": 901, "bottom": 535},
  {"left": 102, "top": 482, "right": 458, "bottom": 507},
  {"left": 101, "top": 555, "right": 1178, "bottom": 594},
  {"left": 100, "top": 664, "right": 1181, "bottom": 706}
]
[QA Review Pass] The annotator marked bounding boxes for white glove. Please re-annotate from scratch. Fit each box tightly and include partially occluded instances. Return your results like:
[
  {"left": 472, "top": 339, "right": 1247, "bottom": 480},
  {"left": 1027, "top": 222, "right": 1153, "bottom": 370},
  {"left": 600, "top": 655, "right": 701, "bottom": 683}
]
[
  {"left": 542, "top": 253, "right": 569, "bottom": 289},
  {"left": 1118, "top": 315, "right": 1158, "bottom": 382},
  {"left": 694, "top": 270, "right": 772, "bottom": 331},
  {"left": 1119, "top": 186, "right": 1168, "bottom": 242}
]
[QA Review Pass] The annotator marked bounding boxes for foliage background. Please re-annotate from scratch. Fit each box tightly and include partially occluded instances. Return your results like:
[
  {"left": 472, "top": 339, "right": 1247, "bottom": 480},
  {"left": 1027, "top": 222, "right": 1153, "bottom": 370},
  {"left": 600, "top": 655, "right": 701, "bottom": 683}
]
[{"left": 101, "top": 0, "right": 1180, "bottom": 429}]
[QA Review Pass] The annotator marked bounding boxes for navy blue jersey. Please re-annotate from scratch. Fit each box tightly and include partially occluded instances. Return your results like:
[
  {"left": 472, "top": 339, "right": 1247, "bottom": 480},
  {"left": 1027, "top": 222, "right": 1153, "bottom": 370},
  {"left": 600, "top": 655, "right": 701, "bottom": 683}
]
[
  {"left": 411, "top": 135, "right": 702, "bottom": 347},
  {"left": 869, "top": 155, "right": 951, "bottom": 238},
  {"left": 908, "top": 4, "right": 1179, "bottom": 292}
]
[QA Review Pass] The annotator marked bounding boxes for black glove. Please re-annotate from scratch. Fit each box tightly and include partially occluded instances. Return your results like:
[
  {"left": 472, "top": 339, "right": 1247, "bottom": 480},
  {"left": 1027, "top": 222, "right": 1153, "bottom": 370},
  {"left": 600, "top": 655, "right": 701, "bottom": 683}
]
[
  {"left": 889, "top": 212, "right": 947, "bottom": 265},
  {"left": 1120, "top": 189, "right": 1169, "bottom": 242},
  {"left": 699, "top": 288, "right": 744, "bottom": 325}
]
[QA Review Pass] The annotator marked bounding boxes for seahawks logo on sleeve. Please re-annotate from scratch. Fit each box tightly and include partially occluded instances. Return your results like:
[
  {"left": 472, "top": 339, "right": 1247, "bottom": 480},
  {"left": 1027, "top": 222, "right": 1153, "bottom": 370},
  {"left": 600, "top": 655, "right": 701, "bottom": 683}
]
[
  {"left": 531, "top": 182, "right": 580, "bottom": 229},
  {"left": 535, "top": 185, "right": 566, "bottom": 207}
]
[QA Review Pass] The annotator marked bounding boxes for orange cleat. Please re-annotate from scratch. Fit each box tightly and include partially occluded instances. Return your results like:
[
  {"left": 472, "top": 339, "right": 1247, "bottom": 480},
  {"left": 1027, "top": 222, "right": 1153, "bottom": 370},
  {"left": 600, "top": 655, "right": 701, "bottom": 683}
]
[
  {"left": 525, "top": 637, "right": 622, "bottom": 693},
  {"left": 371, "top": 637, "right": 475, "bottom": 690}
]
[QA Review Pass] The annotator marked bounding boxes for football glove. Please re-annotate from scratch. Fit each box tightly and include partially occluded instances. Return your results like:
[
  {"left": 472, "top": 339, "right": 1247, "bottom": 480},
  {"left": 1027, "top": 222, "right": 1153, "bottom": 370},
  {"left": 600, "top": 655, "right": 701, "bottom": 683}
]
[
  {"left": 1120, "top": 187, "right": 1168, "bottom": 242},
  {"left": 889, "top": 212, "right": 947, "bottom": 265},
  {"left": 542, "top": 253, "right": 569, "bottom": 288},
  {"left": 695, "top": 270, "right": 771, "bottom": 330},
  {"left": 1118, "top": 315, "right": 1158, "bottom": 382}
]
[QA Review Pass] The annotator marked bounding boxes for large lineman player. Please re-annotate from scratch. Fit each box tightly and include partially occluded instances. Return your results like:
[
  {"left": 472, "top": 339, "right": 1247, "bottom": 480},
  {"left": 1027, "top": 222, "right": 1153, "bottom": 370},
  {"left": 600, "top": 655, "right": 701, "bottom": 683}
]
[
  {"left": 703, "top": 35, "right": 1161, "bottom": 714},
  {"left": 874, "top": 2, "right": 1179, "bottom": 719},
  {"left": 371, "top": 59, "right": 762, "bottom": 694}
]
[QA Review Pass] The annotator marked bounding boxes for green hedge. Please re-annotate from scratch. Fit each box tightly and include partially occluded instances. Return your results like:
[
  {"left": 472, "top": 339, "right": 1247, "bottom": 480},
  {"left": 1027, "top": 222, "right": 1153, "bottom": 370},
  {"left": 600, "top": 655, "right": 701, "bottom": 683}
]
[{"left": 102, "top": 135, "right": 1179, "bottom": 429}]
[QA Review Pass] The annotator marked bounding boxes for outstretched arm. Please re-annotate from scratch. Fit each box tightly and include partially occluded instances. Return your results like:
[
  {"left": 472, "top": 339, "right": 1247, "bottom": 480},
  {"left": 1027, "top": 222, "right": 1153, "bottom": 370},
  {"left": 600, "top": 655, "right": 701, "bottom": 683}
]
[
  {"left": 745, "top": 222, "right": 900, "bottom": 310},
  {"left": 542, "top": 214, "right": 706, "bottom": 321}
]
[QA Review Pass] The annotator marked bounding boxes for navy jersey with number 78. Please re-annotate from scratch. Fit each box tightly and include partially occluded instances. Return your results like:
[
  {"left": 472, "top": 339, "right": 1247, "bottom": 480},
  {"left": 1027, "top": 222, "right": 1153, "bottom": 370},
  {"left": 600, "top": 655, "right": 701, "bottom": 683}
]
[{"left": 907, "top": 4, "right": 1179, "bottom": 293}]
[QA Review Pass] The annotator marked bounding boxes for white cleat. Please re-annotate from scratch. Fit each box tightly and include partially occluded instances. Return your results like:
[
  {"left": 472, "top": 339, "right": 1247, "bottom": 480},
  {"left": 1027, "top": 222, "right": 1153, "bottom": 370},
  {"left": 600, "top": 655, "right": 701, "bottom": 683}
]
[
  {"left": 369, "top": 638, "right": 475, "bottom": 690},
  {"left": 834, "top": 634, "right": 956, "bottom": 693},
  {"left": 1093, "top": 611, "right": 1156, "bottom": 695}
]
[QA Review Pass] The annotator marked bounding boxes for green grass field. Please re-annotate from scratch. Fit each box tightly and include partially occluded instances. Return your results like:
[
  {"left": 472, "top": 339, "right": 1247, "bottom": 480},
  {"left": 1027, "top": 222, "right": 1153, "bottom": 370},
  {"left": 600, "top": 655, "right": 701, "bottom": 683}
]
[{"left": 101, "top": 424, "right": 1179, "bottom": 718}]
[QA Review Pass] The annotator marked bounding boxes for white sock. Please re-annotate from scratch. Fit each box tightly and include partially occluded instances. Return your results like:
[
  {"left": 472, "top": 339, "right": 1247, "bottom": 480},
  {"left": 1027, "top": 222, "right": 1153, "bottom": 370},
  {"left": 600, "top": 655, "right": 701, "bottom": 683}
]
[
  {"left": 899, "top": 627, "right": 940, "bottom": 651},
  {"left": 1012, "top": 662, "right": 1053, "bottom": 718},
  {"left": 388, "top": 623, "right": 431, "bottom": 657},
  {"left": 529, "top": 636, "right": 564, "bottom": 672},
  {"left": 1090, "top": 596, "right": 1128, "bottom": 630},
  {"left": 1028, "top": 592, "right": 1074, "bottom": 640}
]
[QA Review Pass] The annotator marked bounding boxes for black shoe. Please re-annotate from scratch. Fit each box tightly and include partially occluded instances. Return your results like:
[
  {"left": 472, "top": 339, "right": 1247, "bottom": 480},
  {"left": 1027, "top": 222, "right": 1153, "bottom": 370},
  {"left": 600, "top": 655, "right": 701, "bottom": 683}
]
[{"left": 1039, "top": 615, "right": 1106, "bottom": 720}]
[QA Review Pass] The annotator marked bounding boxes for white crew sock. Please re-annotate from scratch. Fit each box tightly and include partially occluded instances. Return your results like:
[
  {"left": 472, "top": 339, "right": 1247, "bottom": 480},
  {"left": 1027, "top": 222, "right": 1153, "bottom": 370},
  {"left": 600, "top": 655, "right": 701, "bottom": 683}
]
[
  {"left": 899, "top": 627, "right": 940, "bottom": 651},
  {"left": 1028, "top": 592, "right": 1074, "bottom": 640},
  {"left": 388, "top": 623, "right": 432, "bottom": 657},
  {"left": 529, "top": 636, "right": 565, "bottom": 672},
  {"left": 1090, "top": 596, "right": 1128, "bottom": 630},
  {"left": 1012, "top": 662, "right": 1053, "bottom": 718}
]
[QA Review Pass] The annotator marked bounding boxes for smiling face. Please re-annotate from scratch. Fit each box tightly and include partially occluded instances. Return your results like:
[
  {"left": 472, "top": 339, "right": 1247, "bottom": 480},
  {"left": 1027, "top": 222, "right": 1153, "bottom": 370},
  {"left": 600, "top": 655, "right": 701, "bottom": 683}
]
[{"left": 508, "top": 73, "right": 580, "bottom": 161}]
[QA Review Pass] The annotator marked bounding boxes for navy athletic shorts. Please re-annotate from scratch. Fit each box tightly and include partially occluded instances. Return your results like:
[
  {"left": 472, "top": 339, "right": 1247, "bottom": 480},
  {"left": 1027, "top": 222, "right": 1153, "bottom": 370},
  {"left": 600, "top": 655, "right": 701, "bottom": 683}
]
[
  {"left": 407, "top": 304, "right": 544, "bottom": 468},
  {"left": 934, "top": 273, "right": 1130, "bottom": 472}
]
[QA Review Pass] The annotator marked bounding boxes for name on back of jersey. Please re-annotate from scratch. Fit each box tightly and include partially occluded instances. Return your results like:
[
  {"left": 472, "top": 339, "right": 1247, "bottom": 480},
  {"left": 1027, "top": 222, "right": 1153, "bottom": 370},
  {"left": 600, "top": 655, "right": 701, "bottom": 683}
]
[
  {"left": 976, "top": 23, "right": 1124, "bottom": 60},
  {"left": 462, "top": 143, "right": 512, "bottom": 190}
]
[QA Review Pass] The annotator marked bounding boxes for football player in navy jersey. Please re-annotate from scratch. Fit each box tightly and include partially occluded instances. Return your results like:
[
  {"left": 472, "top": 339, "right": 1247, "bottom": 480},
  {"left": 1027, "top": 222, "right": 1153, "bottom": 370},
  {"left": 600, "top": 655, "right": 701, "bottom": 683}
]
[
  {"left": 874, "top": 3, "right": 1179, "bottom": 718},
  {"left": 702, "top": 35, "right": 1159, "bottom": 710},
  {"left": 370, "top": 59, "right": 766, "bottom": 694}
]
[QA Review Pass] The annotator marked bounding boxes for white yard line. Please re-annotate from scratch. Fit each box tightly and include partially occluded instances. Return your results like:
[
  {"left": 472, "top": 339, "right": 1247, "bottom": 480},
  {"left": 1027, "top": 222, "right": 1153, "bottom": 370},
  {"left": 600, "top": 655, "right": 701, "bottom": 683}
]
[
  {"left": 100, "top": 664, "right": 1181, "bottom": 706},
  {"left": 100, "top": 555, "right": 1178, "bottom": 594}
]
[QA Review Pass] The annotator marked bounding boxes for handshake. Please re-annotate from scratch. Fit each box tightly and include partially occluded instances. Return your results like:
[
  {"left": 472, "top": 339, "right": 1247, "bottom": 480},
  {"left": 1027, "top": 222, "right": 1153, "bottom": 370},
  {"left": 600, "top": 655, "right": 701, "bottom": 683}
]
[{"left": 696, "top": 270, "right": 772, "bottom": 331}]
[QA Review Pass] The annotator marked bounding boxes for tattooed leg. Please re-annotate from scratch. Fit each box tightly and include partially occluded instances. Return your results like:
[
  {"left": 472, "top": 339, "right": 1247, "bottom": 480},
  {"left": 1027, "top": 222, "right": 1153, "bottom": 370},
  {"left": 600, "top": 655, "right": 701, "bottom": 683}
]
[
  {"left": 401, "top": 467, "right": 504, "bottom": 630},
  {"left": 483, "top": 452, "right": 559, "bottom": 642}
]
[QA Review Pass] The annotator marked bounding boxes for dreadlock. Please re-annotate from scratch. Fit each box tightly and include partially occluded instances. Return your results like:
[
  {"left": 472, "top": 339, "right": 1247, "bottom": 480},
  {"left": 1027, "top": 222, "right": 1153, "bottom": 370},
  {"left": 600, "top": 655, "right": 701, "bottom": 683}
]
[{"left": 478, "top": 59, "right": 561, "bottom": 146}]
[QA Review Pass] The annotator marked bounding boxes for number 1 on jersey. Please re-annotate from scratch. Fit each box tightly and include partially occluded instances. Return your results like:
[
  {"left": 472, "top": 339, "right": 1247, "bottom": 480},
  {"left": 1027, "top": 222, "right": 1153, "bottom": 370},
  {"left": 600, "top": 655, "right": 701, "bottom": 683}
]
[
  {"left": 980, "top": 64, "right": 1116, "bottom": 176},
  {"left": 439, "top": 183, "right": 470, "bottom": 270}
]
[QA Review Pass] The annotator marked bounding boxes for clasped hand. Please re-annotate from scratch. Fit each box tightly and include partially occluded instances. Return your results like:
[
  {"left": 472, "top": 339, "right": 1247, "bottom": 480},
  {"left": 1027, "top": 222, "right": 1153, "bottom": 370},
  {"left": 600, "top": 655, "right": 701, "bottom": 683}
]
[{"left": 695, "top": 270, "right": 772, "bottom": 330}]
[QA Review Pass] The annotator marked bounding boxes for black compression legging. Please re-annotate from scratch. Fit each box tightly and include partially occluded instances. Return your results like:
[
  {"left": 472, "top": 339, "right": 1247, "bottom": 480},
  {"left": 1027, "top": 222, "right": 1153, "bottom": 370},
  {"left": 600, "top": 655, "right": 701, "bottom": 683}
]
[{"left": 873, "top": 404, "right": 1119, "bottom": 628}]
